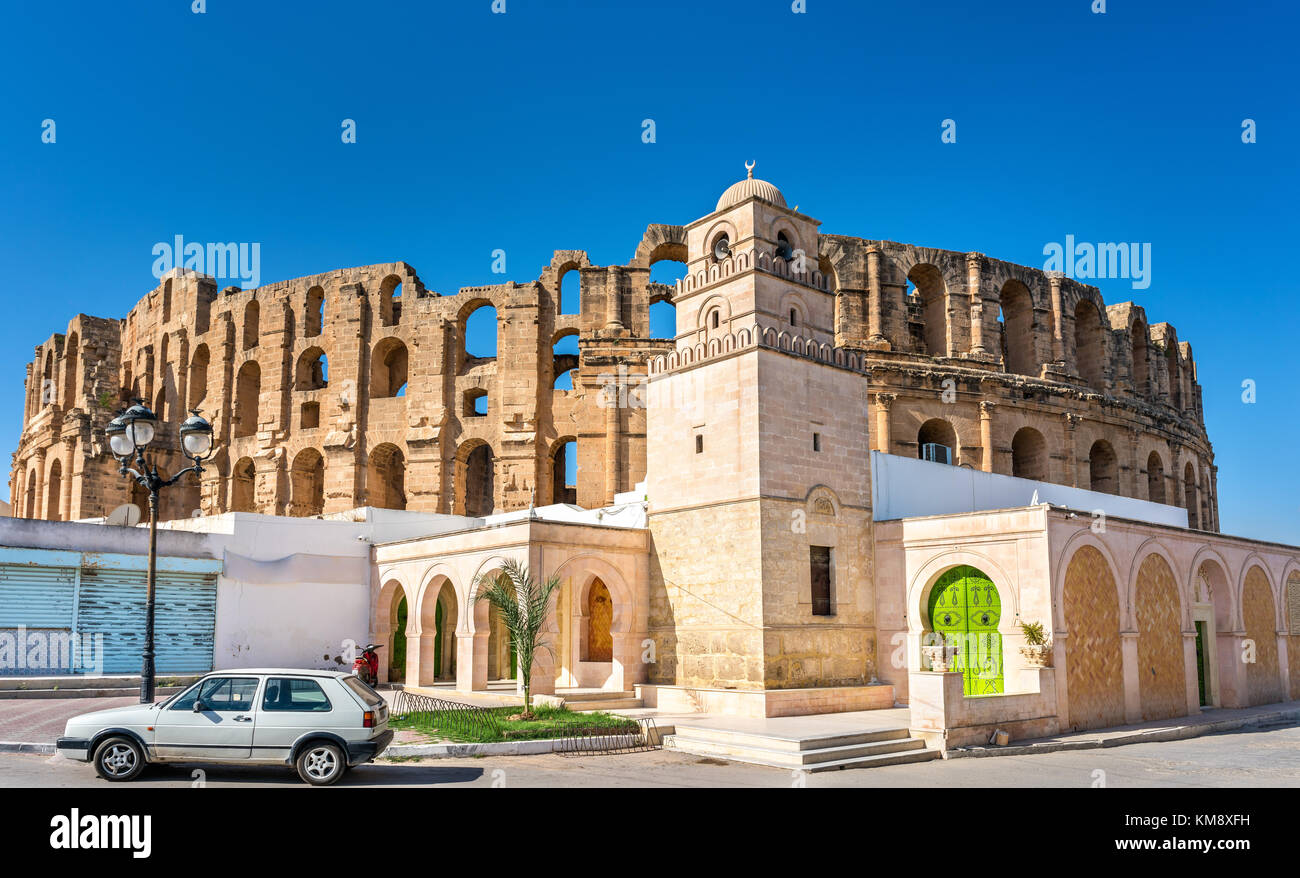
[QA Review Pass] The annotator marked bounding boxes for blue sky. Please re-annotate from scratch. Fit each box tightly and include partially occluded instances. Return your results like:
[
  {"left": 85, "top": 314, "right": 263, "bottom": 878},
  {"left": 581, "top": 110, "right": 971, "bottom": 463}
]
[{"left": 0, "top": 0, "right": 1296, "bottom": 541}]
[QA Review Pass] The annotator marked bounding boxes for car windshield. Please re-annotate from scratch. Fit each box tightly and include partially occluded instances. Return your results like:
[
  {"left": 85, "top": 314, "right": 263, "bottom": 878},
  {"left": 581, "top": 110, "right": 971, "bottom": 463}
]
[{"left": 342, "top": 675, "right": 383, "bottom": 708}]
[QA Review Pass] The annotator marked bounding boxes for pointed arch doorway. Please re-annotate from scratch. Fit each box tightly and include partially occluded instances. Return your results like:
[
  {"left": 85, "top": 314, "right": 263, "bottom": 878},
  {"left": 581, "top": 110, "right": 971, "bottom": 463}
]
[{"left": 928, "top": 565, "right": 1004, "bottom": 695}]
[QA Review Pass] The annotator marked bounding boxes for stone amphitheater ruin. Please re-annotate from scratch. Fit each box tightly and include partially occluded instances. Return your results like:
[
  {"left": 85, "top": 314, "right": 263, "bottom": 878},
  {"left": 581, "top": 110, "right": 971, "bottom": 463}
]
[{"left": 10, "top": 175, "right": 1217, "bottom": 533}]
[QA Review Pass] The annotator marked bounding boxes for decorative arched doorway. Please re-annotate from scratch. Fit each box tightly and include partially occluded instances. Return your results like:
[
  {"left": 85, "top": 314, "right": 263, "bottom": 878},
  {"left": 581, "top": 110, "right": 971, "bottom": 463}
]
[
  {"left": 586, "top": 578, "right": 613, "bottom": 662},
  {"left": 928, "top": 565, "right": 1004, "bottom": 695}
]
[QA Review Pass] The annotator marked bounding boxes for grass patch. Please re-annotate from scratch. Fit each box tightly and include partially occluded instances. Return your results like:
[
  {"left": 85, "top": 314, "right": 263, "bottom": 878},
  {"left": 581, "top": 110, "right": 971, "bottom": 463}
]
[{"left": 389, "top": 703, "right": 638, "bottom": 744}]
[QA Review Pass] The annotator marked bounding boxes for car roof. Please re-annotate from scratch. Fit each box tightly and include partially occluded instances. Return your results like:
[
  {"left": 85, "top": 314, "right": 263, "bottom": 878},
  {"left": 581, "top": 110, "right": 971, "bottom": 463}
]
[{"left": 200, "top": 668, "right": 353, "bottom": 679}]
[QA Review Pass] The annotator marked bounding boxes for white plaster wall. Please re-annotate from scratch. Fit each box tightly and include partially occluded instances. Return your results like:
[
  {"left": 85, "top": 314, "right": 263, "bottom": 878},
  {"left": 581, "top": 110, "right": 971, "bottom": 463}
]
[{"left": 872, "top": 451, "right": 1188, "bottom": 528}]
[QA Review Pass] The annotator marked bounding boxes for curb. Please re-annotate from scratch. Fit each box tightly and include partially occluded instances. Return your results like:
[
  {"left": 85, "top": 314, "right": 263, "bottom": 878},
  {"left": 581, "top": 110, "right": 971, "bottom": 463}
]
[
  {"left": 944, "top": 707, "right": 1300, "bottom": 759},
  {"left": 383, "top": 739, "right": 570, "bottom": 758},
  {"left": 0, "top": 742, "right": 56, "bottom": 754}
]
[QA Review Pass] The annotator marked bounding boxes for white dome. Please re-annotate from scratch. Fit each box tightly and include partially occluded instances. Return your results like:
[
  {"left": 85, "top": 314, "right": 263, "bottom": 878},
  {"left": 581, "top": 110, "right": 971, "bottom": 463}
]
[{"left": 716, "top": 162, "right": 787, "bottom": 211}]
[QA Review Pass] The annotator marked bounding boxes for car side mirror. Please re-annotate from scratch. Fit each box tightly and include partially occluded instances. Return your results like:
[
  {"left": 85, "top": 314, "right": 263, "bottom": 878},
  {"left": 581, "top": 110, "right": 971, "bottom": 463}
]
[{"left": 192, "top": 700, "right": 205, "bottom": 713}]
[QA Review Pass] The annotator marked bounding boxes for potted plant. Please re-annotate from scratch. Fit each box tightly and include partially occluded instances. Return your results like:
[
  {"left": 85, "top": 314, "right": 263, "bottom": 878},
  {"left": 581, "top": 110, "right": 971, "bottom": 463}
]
[{"left": 1019, "top": 620, "right": 1053, "bottom": 668}]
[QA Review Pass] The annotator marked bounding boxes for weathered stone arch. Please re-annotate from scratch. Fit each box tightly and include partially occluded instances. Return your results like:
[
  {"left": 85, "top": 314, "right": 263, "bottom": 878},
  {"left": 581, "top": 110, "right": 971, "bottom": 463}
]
[
  {"left": 1133, "top": 551, "right": 1188, "bottom": 721},
  {"left": 366, "top": 442, "right": 406, "bottom": 510},
  {"left": 1062, "top": 544, "right": 1125, "bottom": 731},
  {"left": 1241, "top": 564, "right": 1282, "bottom": 706},
  {"left": 288, "top": 447, "right": 325, "bottom": 517}
]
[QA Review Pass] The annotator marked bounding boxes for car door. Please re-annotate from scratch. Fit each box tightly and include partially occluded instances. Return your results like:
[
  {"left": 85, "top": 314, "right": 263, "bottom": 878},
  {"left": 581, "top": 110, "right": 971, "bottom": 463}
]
[
  {"left": 250, "top": 676, "right": 339, "bottom": 763},
  {"left": 153, "top": 675, "right": 261, "bottom": 760}
]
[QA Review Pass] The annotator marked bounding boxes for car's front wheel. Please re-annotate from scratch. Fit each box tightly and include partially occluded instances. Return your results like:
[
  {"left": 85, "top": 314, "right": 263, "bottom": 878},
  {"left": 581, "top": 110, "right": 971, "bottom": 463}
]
[
  {"left": 296, "top": 742, "right": 346, "bottom": 786},
  {"left": 93, "top": 736, "right": 145, "bottom": 782}
]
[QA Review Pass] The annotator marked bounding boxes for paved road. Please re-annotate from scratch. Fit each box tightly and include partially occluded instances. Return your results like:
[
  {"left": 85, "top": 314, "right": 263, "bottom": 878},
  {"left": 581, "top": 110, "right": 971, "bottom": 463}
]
[{"left": 4, "top": 722, "right": 1299, "bottom": 788}]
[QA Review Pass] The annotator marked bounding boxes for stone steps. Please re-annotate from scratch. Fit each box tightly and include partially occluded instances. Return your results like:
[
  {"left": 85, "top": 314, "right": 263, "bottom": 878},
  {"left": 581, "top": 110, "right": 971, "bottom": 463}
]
[
  {"left": 561, "top": 690, "right": 645, "bottom": 712},
  {"left": 664, "top": 724, "right": 939, "bottom": 772}
]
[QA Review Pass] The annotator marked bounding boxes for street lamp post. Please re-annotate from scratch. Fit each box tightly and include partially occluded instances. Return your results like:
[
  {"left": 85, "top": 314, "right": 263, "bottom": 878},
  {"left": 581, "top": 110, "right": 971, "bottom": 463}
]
[{"left": 105, "top": 401, "right": 215, "bottom": 703}]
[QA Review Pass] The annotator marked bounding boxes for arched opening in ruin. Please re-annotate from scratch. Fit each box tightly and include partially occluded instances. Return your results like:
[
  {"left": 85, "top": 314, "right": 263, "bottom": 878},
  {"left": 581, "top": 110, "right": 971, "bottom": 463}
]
[
  {"left": 457, "top": 441, "right": 495, "bottom": 517},
  {"left": 1011, "top": 427, "right": 1047, "bottom": 480},
  {"left": 188, "top": 344, "right": 209, "bottom": 410},
  {"left": 63, "top": 332, "right": 79, "bottom": 409},
  {"left": 1088, "top": 439, "right": 1118, "bottom": 494},
  {"left": 558, "top": 265, "right": 580, "bottom": 315},
  {"left": 289, "top": 448, "right": 325, "bottom": 517},
  {"left": 1184, "top": 461, "right": 1199, "bottom": 529},
  {"left": 154, "top": 386, "right": 167, "bottom": 425},
  {"left": 380, "top": 275, "right": 403, "bottom": 327},
  {"left": 305, "top": 286, "right": 325, "bottom": 337},
  {"left": 24, "top": 468, "right": 36, "bottom": 518},
  {"left": 46, "top": 459, "right": 61, "bottom": 521},
  {"left": 551, "top": 436, "right": 576, "bottom": 504},
  {"left": 1167, "top": 345, "right": 1183, "bottom": 411},
  {"left": 1131, "top": 321, "right": 1150, "bottom": 399},
  {"left": 370, "top": 338, "right": 408, "bottom": 398},
  {"left": 552, "top": 330, "right": 579, "bottom": 391},
  {"left": 243, "top": 300, "right": 260, "bottom": 350},
  {"left": 649, "top": 258, "right": 685, "bottom": 340},
  {"left": 908, "top": 263, "right": 947, "bottom": 357},
  {"left": 231, "top": 457, "right": 256, "bottom": 512},
  {"left": 463, "top": 303, "right": 497, "bottom": 361},
  {"left": 998, "top": 279, "right": 1036, "bottom": 377},
  {"left": 463, "top": 388, "right": 488, "bottom": 417},
  {"left": 295, "top": 347, "right": 328, "bottom": 391},
  {"left": 162, "top": 280, "right": 172, "bottom": 324},
  {"left": 234, "top": 360, "right": 261, "bottom": 438},
  {"left": 1146, "top": 451, "right": 1166, "bottom": 503},
  {"left": 1074, "top": 299, "right": 1106, "bottom": 392},
  {"left": 918, "top": 418, "right": 957, "bottom": 465},
  {"left": 367, "top": 443, "right": 407, "bottom": 511},
  {"left": 41, "top": 350, "right": 54, "bottom": 408}
]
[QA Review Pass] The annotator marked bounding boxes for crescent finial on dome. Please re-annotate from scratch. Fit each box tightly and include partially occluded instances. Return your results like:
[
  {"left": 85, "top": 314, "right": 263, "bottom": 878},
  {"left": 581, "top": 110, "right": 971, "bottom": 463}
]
[{"left": 745, "top": 160, "right": 756, "bottom": 178}]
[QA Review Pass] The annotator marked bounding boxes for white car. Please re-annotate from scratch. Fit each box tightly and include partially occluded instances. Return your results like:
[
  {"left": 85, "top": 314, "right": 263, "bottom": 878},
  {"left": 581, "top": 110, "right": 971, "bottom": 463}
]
[{"left": 56, "top": 669, "right": 392, "bottom": 785}]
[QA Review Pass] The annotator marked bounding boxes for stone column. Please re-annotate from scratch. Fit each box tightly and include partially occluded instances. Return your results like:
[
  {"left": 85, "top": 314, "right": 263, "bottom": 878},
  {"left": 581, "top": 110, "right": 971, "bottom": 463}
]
[
  {"left": 1063, "top": 414, "right": 1080, "bottom": 488},
  {"left": 604, "top": 378, "right": 620, "bottom": 505},
  {"left": 867, "top": 246, "right": 889, "bottom": 349},
  {"left": 1127, "top": 428, "right": 1141, "bottom": 499},
  {"left": 967, "top": 253, "right": 987, "bottom": 357},
  {"left": 455, "top": 632, "right": 484, "bottom": 691},
  {"left": 979, "top": 400, "right": 995, "bottom": 473},
  {"left": 604, "top": 268, "right": 624, "bottom": 332},
  {"left": 1277, "top": 635, "right": 1291, "bottom": 703},
  {"left": 1048, "top": 273, "right": 1065, "bottom": 365},
  {"left": 1209, "top": 464, "right": 1220, "bottom": 531},
  {"left": 1120, "top": 631, "right": 1142, "bottom": 723},
  {"left": 404, "top": 633, "right": 421, "bottom": 689},
  {"left": 60, "top": 436, "right": 77, "bottom": 520},
  {"left": 1183, "top": 631, "right": 1202, "bottom": 716},
  {"left": 32, "top": 448, "right": 46, "bottom": 520},
  {"left": 874, "top": 393, "right": 895, "bottom": 454}
]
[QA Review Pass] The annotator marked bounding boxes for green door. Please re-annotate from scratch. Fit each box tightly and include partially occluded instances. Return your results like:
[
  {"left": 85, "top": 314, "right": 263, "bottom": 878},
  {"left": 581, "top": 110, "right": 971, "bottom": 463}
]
[
  {"left": 928, "top": 566, "right": 1004, "bottom": 696},
  {"left": 433, "top": 599, "right": 444, "bottom": 678}
]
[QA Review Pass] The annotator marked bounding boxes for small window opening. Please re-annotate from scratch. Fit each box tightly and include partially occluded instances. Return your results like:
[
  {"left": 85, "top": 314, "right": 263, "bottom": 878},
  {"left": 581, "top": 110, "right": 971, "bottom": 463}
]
[
  {"left": 811, "top": 546, "right": 833, "bottom": 616},
  {"left": 695, "top": 434, "right": 703, "bottom": 454}
]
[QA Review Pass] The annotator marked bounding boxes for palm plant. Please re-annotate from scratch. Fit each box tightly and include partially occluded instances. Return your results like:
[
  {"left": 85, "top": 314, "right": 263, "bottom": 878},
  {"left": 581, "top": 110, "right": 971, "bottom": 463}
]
[{"left": 472, "top": 558, "right": 561, "bottom": 718}]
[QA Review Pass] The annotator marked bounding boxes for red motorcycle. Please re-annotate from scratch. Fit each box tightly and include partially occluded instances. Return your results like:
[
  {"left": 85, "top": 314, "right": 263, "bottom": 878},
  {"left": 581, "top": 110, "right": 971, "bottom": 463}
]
[{"left": 352, "top": 642, "right": 382, "bottom": 687}]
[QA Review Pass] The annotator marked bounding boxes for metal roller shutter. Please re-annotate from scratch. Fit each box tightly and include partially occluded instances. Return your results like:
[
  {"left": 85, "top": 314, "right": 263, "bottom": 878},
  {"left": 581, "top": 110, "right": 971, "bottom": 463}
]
[
  {"left": 77, "top": 568, "right": 217, "bottom": 674},
  {"left": 0, "top": 564, "right": 77, "bottom": 629},
  {"left": 0, "top": 563, "right": 79, "bottom": 675}
]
